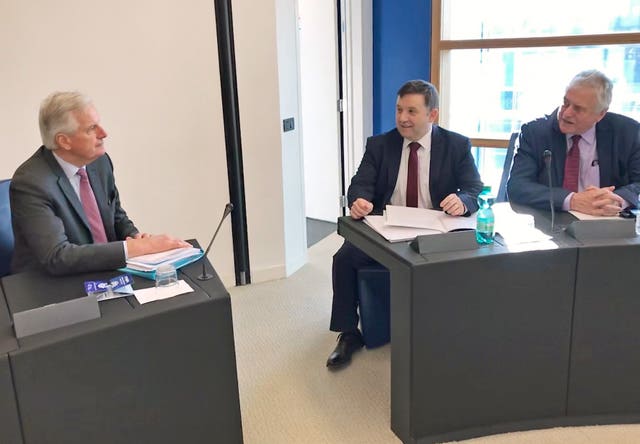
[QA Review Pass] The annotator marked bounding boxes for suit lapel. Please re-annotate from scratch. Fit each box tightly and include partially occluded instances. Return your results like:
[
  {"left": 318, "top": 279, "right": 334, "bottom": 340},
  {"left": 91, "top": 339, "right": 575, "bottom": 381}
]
[
  {"left": 429, "top": 126, "right": 443, "bottom": 204},
  {"left": 43, "top": 149, "right": 91, "bottom": 230},
  {"left": 550, "top": 115, "right": 569, "bottom": 186},
  {"left": 386, "top": 130, "right": 403, "bottom": 203},
  {"left": 595, "top": 119, "right": 613, "bottom": 186}
]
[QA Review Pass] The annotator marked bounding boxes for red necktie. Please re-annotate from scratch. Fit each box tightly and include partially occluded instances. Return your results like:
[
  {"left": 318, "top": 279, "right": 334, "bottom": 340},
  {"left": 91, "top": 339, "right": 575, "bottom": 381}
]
[
  {"left": 406, "top": 142, "right": 420, "bottom": 207},
  {"left": 77, "top": 168, "right": 108, "bottom": 243},
  {"left": 563, "top": 135, "right": 581, "bottom": 193}
]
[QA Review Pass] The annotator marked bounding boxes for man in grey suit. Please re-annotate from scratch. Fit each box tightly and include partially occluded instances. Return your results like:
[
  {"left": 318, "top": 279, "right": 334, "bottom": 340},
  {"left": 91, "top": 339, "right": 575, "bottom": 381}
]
[{"left": 10, "top": 91, "right": 189, "bottom": 275}]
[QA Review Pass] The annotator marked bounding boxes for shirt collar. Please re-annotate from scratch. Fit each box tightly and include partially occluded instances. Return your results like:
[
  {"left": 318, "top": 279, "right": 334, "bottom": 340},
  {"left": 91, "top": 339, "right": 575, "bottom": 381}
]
[
  {"left": 567, "top": 125, "right": 596, "bottom": 145},
  {"left": 52, "top": 150, "right": 84, "bottom": 180}
]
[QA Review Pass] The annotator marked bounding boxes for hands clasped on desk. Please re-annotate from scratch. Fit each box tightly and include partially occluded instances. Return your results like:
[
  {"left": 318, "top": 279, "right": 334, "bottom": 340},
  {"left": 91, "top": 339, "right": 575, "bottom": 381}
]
[{"left": 570, "top": 186, "right": 625, "bottom": 216}]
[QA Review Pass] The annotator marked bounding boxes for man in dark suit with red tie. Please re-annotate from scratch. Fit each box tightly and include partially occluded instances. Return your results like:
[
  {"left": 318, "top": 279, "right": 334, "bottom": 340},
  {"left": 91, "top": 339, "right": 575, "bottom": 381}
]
[
  {"left": 327, "top": 80, "right": 483, "bottom": 369},
  {"left": 10, "top": 91, "right": 189, "bottom": 276},
  {"left": 508, "top": 70, "right": 640, "bottom": 215}
]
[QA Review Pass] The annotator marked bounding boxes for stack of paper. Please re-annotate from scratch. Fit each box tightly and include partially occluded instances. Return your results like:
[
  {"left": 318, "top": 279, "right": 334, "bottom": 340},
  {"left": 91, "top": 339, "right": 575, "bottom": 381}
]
[
  {"left": 126, "top": 247, "right": 203, "bottom": 272},
  {"left": 364, "top": 215, "right": 442, "bottom": 242},
  {"left": 363, "top": 205, "right": 476, "bottom": 243},
  {"left": 492, "top": 202, "right": 552, "bottom": 245}
]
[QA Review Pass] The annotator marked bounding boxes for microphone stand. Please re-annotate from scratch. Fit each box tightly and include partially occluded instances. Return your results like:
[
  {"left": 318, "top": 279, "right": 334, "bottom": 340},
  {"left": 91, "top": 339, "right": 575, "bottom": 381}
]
[
  {"left": 198, "top": 203, "right": 234, "bottom": 281},
  {"left": 543, "top": 150, "right": 555, "bottom": 232}
]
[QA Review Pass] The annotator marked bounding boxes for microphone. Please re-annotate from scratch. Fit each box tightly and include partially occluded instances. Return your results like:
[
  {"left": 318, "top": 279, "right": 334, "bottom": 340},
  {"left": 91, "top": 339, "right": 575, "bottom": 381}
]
[
  {"left": 543, "top": 150, "right": 555, "bottom": 231},
  {"left": 198, "top": 203, "right": 234, "bottom": 281}
]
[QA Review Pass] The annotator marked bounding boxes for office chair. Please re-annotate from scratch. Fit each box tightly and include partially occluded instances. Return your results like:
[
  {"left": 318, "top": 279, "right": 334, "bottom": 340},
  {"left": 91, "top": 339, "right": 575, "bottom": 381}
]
[
  {"left": 357, "top": 263, "right": 390, "bottom": 348},
  {"left": 495, "top": 132, "right": 519, "bottom": 203},
  {"left": 0, "top": 179, "right": 14, "bottom": 277}
]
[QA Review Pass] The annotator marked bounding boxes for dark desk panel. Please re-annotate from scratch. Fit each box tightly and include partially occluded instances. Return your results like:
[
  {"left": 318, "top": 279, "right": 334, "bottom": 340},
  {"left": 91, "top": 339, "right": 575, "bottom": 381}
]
[
  {"left": 570, "top": 242, "right": 640, "bottom": 416},
  {"left": 3, "top": 260, "right": 242, "bottom": 444},
  {"left": 0, "top": 285, "right": 22, "bottom": 444},
  {"left": 339, "top": 216, "right": 578, "bottom": 444},
  {"left": 410, "top": 248, "right": 576, "bottom": 438}
]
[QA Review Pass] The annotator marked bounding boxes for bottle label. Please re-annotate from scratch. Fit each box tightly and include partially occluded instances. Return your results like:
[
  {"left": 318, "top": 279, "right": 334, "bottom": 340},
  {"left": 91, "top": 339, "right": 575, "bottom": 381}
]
[{"left": 477, "top": 220, "right": 494, "bottom": 232}]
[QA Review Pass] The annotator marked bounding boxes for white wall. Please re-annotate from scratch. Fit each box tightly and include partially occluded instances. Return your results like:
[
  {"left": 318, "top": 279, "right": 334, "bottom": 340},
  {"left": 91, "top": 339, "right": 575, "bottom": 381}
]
[
  {"left": 275, "top": 0, "right": 308, "bottom": 274},
  {"left": 0, "top": 0, "right": 302, "bottom": 286},
  {"left": 232, "top": 0, "right": 306, "bottom": 280},
  {"left": 298, "top": 0, "right": 341, "bottom": 222}
]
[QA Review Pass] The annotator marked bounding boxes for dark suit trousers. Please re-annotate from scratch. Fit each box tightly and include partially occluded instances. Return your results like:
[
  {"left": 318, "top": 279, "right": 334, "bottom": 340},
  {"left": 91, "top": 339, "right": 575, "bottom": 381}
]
[{"left": 330, "top": 240, "right": 380, "bottom": 333}]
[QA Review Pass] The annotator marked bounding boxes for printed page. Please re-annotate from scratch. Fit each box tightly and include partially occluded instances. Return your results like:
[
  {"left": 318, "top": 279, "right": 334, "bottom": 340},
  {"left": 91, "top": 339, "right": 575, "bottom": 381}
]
[
  {"left": 364, "top": 215, "right": 441, "bottom": 242},
  {"left": 384, "top": 205, "right": 447, "bottom": 231},
  {"left": 385, "top": 205, "right": 475, "bottom": 232}
]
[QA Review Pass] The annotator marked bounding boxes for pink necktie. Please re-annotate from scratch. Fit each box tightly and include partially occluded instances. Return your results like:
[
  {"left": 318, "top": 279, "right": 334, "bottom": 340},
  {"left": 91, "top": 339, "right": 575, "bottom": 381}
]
[
  {"left": 563, "top": 135, "right": 581, "bottom": 192},
  {"left": 77, "top": 168, "right": 108, "bottom": 243},
  {"left": 406, "top": 142, "right": 420, "bottom": 207}
]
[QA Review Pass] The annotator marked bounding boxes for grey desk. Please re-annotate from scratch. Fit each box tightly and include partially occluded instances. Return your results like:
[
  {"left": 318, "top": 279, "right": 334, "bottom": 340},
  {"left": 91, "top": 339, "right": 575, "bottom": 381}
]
[
  {"left": 527, "top": 207, "right": 640, "bottom": 423},
  {"left": 339, "top": 215, "right": 579, "bottom": 443},
  {"left": 1, "top": 249, "right": 242, "bottom": 444},
  {"left": 0, "top": 284, "right": 22, "bottom": 444}
]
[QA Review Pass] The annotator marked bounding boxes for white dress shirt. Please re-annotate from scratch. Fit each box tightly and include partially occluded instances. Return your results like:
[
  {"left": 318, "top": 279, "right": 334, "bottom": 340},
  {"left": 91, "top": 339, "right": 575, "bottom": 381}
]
[{"left": 390, "top": 129, "right": 433, "bottom": 209}]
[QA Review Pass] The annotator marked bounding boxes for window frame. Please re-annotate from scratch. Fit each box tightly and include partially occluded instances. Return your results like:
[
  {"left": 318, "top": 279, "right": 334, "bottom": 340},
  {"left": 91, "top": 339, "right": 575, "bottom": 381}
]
[{"left": 430, "top": 0, "right": 640, "bottom": 149}]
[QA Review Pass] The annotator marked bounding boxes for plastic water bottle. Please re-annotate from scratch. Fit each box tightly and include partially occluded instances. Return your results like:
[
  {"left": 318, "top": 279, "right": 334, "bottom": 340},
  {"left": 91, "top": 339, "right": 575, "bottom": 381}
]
[
  {"left": 476, "top": 186, "right": 495, "bottom": 244},
  {"left": 636, "top": 194, "right": 640, "bottom": 236}
]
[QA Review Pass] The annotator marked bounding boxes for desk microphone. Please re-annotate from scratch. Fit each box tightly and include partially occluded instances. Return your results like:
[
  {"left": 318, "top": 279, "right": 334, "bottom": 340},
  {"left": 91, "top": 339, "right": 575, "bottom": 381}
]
[
  {"left": 543, "top": 149, "right": 555, "bottom": 231},
  {"left": 198, "top": 203, "right": 234, "bottom": 281}
]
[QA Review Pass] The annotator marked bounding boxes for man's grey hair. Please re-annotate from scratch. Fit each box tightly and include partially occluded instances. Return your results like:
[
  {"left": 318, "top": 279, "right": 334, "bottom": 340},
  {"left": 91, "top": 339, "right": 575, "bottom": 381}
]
[
  {"left": 397, "top": 79, "right": 439, "bottom": 110},
  {"left": 39, "top": 91, "right": 93, "bottom": 150},
  {"left": 567, "top": 70, "right": 613, "bottom": 113}
]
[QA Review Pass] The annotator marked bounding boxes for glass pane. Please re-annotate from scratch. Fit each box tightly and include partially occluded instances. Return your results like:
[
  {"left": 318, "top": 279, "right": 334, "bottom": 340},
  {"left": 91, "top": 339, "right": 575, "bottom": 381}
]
[
  {"left": 443, "top": 0, "right": 640, "bottom": 39},
  {"left": 445, "top": 45, "right": 640, "bottom": 140},
  {"left": 471, "top": 147, "right": 507, "bottom": 194}
]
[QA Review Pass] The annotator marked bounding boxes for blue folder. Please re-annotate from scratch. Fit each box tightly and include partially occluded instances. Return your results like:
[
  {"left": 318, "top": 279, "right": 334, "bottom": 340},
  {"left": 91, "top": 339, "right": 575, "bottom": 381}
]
[{"left": 119, "top": 250, "right": 205, "bottom": 281}]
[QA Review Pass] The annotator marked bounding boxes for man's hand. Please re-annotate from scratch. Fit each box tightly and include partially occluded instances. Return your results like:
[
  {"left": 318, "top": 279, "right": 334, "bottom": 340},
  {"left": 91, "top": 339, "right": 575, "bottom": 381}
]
[
  {"left": 570, "top": 185, "right": 625, "bottom": 216},
  {"left": 440, "top": 193, "right": 467, "bottom": 216},
  {"left": 126, "top": 234, "right": 191, "bottom": 258},
  {"left": 127, "top": 232, "right": 152, "bottom": 240},
  {"left": 350, "top": 198, "right": 373, "bottom": 220}
]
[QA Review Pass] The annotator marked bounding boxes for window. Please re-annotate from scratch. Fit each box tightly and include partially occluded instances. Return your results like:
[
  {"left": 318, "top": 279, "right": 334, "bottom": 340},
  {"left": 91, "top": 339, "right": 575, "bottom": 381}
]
[{"left": 432, "top": 0, "right": 640, "bottom": 190}]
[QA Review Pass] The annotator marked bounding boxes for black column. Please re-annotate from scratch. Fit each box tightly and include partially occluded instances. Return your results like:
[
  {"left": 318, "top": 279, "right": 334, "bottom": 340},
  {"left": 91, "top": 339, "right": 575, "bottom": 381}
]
[{"left": 214, "top": 0, "right": 250, "bottom": 285}]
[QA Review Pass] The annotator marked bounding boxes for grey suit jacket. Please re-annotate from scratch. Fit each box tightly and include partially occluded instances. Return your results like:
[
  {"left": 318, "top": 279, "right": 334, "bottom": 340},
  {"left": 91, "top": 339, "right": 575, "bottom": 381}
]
[{"left": 10, "top": 147, "right": 139, "bottom": 275}]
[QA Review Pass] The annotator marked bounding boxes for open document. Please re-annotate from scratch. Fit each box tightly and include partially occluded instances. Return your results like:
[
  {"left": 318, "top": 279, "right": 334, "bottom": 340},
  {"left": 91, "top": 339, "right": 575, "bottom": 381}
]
[
  {"left": 364, "top": 215, "right": 443, "bottom": 242},
  {"left": 364, "top": 203, "right": 553, "bottom": 245},
  {"left": 384, "top": 205, "right": 476, "bottom": 232}
]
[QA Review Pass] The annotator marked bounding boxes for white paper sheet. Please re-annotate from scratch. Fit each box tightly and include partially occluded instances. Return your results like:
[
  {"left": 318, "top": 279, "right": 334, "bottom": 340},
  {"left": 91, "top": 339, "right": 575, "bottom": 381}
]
[
  {"left": 134, "top": 280, "right": 194, "bottom": 304},
  {"left": 384, "top": 205, "right": 476, "bottom": 232},
  {"left": 364, "top": 215, "right": 441, "bottom": 242}
]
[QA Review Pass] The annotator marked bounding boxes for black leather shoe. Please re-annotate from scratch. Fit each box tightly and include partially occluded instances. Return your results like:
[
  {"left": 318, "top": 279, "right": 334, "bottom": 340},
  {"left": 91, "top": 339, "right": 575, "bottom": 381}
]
[{"left": 326, "top": 331, "right": 364, "bottom": 369}]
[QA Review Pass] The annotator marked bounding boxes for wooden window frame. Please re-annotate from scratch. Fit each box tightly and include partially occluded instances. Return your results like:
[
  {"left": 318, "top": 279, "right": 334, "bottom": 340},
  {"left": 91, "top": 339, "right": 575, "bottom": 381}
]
[{"left": 430, "top": 0, "right": 640, "bottom": 149}]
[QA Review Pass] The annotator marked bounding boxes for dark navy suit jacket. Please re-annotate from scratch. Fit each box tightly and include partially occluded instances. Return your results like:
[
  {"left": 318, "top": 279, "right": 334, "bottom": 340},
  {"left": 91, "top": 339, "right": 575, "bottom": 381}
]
[
  {"left": 508, "top": 109, "right": 640, "bottom": 210},
  {"left": 347, "top": 126, "right": 483, "bottom": 215},
  {"left": 10, "top": 147, "right": 138, "bottom": 275}
]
